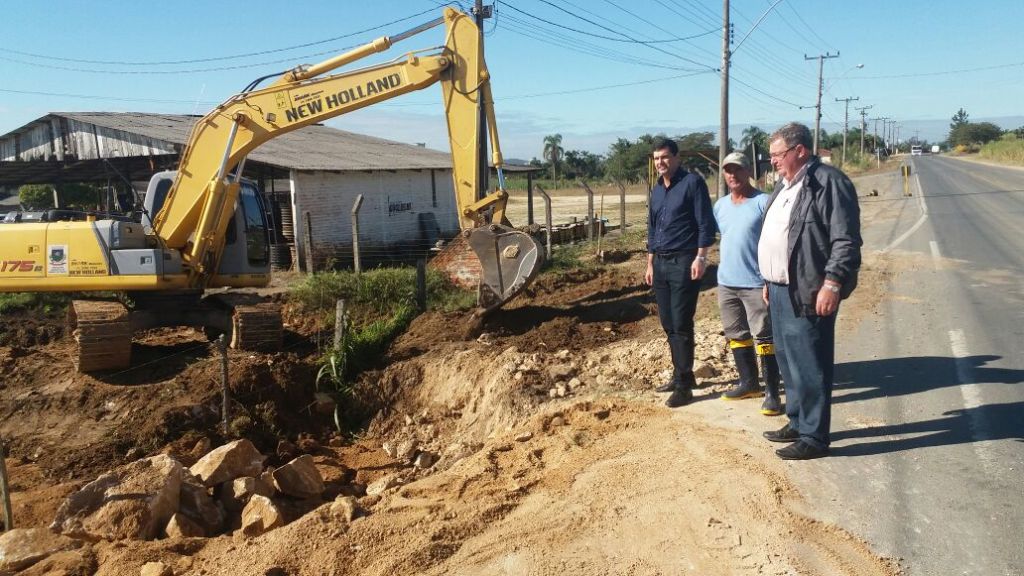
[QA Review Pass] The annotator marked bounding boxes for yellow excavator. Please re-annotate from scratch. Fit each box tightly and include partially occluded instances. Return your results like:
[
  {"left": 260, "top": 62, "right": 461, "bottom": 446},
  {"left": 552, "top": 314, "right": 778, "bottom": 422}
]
[{"left": 0, "top": 8, "right": 543, "bottom": 371}]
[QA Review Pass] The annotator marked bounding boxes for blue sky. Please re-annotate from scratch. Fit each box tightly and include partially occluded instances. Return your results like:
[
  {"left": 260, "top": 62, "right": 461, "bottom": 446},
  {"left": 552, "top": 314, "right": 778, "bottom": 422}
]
[{"left": 2, "top": 0, "right": 1022, "bottom": 160}]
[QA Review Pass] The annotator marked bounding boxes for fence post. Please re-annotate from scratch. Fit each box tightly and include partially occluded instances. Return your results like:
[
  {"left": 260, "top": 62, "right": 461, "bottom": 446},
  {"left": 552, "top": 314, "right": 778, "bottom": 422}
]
[
  {"left": 534, "top": 185, "right": 552, "bottom": 262},
  {"left": 617, "top": 181, "right": 627, "bottom": 232},
  {"left": 218, "top": 334, "right": 230, "bottom": 436},
  {"left": 526, "top": 172, "right": 535, "bottom": 225},
  {"left": 416, "top": 259, "right": 427, "bottom": 312},
  {"left": 0, "top": 436, "right": 12, "bottom": 531},
  {"left": 579, "top": 181, "right": 595, "bottom": 241},
  {"left": 303, "top": 211, "right": 315, "bottom": 273},
  {"left": 351, "top": 194, "right": 364, "bottom": 274},
  {"left": 334, "top": 299, "right": 346, "bottom": 349},
  {"left": 597, "top": 190, "right": 605, "bottom": 257}
]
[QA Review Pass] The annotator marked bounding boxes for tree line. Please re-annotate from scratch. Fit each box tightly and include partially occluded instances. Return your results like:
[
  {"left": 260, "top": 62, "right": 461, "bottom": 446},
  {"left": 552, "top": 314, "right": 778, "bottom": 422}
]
[{"left": 533, "top": 125, "right": 888, "bottom": 184}]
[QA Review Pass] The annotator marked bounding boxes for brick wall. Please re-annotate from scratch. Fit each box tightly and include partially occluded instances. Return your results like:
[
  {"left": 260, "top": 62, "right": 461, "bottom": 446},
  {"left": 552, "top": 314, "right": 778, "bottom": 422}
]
[{"left": 427, "top": 233, "right": 481, "bottom": 289}]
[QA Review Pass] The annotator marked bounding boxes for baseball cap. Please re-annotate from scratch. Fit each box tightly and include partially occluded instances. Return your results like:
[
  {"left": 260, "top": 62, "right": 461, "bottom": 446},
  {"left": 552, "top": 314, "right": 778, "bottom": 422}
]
[{"left": 722, "top": 152, "right": 751, "bottom": 169}]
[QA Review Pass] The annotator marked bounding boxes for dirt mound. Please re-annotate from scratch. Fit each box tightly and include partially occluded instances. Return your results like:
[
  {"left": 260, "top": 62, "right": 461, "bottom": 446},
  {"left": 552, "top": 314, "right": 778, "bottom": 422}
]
[
  {"left": 1, "top": 255, "right": 901, "bottom": 575},
  {"left": 83, "top": 399, "right": 898, "bottom": 576}
]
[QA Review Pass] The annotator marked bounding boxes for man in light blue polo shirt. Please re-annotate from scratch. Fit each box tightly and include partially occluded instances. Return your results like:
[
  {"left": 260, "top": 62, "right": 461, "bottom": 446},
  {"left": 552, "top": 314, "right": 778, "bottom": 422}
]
[{"left": 713, "top": 152, "right": 782, "bottom": 415}]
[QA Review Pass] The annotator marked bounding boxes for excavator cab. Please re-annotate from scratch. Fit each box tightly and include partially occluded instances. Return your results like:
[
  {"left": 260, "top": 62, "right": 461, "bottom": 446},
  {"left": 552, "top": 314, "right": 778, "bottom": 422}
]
[{"left": 143, "top": 170, "right": 271, "bottom": 285}]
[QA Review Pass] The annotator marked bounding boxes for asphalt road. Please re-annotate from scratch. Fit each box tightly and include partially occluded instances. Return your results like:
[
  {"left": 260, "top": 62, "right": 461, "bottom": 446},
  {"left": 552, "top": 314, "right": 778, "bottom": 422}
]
[{"left": 793, "top": 156, "right": 1024, "bottom": 575}]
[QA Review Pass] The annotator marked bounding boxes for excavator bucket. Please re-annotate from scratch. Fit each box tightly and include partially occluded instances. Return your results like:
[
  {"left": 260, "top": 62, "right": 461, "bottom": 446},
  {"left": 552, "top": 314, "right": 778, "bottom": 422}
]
[{"left": 467, "top": 224, "right": 545, "bottom": 312}]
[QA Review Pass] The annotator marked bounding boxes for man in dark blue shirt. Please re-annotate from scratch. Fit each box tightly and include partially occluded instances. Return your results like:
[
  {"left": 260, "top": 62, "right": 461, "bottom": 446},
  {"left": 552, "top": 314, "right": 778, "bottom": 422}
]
[{"left": 645, "top": 138, "right": 717, "bottom": 407}]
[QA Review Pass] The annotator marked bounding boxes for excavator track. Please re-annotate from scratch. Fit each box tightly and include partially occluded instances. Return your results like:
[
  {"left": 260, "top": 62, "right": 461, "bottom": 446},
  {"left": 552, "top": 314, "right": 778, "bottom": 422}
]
[
  {"left": 230, "top": 303, "right": 283, "bottom": 352},
  {"left": 68, "top": 300, "right": 132, "bottom": 373}
]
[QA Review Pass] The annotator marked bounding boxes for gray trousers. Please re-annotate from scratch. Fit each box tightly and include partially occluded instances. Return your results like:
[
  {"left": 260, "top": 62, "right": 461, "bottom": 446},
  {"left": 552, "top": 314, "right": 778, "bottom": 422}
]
[{"left": 718, "top": 285, "right": 772, "bottom": 345}]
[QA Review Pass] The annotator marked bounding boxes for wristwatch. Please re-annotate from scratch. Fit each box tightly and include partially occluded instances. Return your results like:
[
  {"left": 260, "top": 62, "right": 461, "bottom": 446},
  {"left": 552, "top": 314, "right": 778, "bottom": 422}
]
[
  {"left": 696, "top": 256, "right": 708, "bottom": 263},
  {"left": 823, "top": 282, "right": 840, "bottom": 293}
]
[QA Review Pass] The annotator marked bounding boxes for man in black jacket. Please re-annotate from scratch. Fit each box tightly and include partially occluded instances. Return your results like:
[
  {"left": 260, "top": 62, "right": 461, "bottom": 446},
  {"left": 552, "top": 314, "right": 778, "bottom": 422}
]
[{"left": 757, "top": 123, "right": 862, "bottom": 459}]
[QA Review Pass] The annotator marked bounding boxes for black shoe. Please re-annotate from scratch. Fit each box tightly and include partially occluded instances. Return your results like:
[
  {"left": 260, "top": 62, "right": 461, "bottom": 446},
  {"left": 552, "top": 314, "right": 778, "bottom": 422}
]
[
  {"left": 762, "top": 423, "right": 799, "bottom": 443},
  {"left": 665, "top": 387, "right": 693, "bottom": 408},
  {"left": 775, "top": 440, "right": 829, "bottom": 460},
  {"left": 655, "top": 380, "right": 678, "bottom": 393}
]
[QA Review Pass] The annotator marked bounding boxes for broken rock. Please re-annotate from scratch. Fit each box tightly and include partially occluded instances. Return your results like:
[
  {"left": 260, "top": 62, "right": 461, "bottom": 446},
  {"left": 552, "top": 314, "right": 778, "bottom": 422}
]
[
  {"left": 165, "top": 513, "right": 205, "bottom": 539},
  {"left": 178, "top": 473, "right": 225, "bottom": 536},
  {"left": 240, "top": 495, "right": 285, "bottom": 537},
  {"left": 190, "top": 439, "right": 265, "bottom": 488},
  {"left": 0, "top": 527, "right": 81, "bottom": 574},
  {"left": 693, "top": 361, "right": 718, "bottom": 380},
  {"left": 271, "top": 455, "right": 325, "bottom": 499},
  {"left": 51, "top": 454, "right": 183, "bottom": 541},
  {"left": 220, "top": 476, "right": 275, "bottom": 513},
  {"left": 328, "top": 496, "right": 361, "bottom": 523},
  {"left": 412, "top": 451, "right": 437, "bottom": 469},
  {"left": 365, "top": 475, "right": 402, "bottom": 497},
  {"left": 140, "top": 561, "right": 173, "bottom": 576}
]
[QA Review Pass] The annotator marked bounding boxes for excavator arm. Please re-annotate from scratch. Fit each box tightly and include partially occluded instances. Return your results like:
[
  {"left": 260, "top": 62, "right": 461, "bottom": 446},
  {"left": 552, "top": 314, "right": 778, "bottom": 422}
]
[{"left": 152, "top": 7, "right": 542, "bottom": 309}]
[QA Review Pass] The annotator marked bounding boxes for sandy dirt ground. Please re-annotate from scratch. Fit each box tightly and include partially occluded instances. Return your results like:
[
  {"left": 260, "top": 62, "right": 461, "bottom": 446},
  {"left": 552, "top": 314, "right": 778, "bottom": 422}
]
[{"left": 0, "top": 177, "right": 906, "bottom": 575}]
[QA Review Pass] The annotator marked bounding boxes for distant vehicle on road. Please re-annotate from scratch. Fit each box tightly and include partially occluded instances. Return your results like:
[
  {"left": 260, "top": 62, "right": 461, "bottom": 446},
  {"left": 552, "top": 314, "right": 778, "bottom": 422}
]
[
  {"left": 911, "top": 145, "right": 923, "bottom": 156},
  {"left": 931, "top": 145, "right": 941, "bottom": 154}
]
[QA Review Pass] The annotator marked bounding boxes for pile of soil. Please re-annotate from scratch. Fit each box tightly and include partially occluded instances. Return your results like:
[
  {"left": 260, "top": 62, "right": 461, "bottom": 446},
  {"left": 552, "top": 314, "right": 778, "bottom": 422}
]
[{"left": 0, "top": 246, "right": 902, "bottom": 575}]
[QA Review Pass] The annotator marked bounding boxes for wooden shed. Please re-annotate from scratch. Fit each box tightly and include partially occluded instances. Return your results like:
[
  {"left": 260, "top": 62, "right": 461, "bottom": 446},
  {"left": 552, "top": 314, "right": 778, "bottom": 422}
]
[{"left": 0, "top": 112, "right": 470, "bottom": 270}]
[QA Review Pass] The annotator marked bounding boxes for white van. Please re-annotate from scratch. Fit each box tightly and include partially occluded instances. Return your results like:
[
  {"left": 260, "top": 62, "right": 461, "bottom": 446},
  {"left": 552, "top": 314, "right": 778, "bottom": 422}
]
[{"left": 911, "top": 145, "right": 923, "bottom": 156}]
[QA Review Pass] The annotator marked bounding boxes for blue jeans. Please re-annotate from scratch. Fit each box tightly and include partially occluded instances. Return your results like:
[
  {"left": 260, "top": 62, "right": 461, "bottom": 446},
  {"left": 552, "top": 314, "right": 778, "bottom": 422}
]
[
  {"left": 653, "top": 252, "right": 701, "bottom": 383},
  {"left": 768, "top": 282, "right": 836, "bottom": 449}
]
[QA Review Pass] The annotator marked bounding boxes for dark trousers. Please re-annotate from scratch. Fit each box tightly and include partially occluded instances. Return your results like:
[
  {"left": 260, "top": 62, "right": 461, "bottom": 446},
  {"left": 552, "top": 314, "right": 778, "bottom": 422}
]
[
  {"left": 768, "top": 283, "right": 836, "bottom": 449},
  {"left": 653, "top": 252, "right": 701, "bottom": 384}
]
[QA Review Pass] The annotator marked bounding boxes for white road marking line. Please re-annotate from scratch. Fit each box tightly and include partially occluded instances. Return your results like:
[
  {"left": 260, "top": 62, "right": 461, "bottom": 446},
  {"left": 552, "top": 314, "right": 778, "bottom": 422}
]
[
  {"left": 882, "top": 173, "right": 929, "bottom": 253},
  {"left": 948, "top": 329, "right": 996, "bottom": 474},
  {"left": 930, "top": 241, "right": 941, "bottom": 269}
]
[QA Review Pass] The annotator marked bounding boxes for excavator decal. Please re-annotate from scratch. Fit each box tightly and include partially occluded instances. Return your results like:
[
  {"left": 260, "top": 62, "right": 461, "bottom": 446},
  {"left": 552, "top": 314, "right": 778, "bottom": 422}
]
[
  {"left": 286, "top": 73, "right": 404, "bottom": 122},
  {"left": 1, "top": 261, "right": 38, "bottom": 273}
]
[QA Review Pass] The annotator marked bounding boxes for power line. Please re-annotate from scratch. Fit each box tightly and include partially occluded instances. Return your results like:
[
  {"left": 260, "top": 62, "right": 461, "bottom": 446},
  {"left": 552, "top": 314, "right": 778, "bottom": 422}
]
[
  {"left": 0, "top": 87, "right": 217, "bottom": 105},
  {"left": 498, "top": 1, "right": 717, "bottom": 45},
  {"left": 0, "top": 7, "right": 439, "bottom": 67},
  {"left": 850, "top": 60, "right": 1024, "bottom": 79},
  {"left": 783, "top": 1, "right": 835, "bottom": 53},
  {"left": 527, "top": 0, "right": 717, "bottom": 70},
  {"left": 0, "top": 68, "right": 715, "bottom": 110},
  {"left": 731, "top": 75, "right": 805, "bottom": 108},
  {"left": 499, "top": 12, "right": 695, "bottom": 71}
]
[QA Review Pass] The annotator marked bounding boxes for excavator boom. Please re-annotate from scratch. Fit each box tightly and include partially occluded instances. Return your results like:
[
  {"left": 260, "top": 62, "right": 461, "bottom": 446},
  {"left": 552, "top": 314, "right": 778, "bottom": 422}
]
[{"left": 152, "top": 7, "right": 543, "bottom": 307}]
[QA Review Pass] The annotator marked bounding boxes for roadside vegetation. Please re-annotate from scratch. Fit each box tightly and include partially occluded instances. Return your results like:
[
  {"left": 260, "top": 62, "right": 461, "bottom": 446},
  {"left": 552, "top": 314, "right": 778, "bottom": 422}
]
[{"left": 979, "top": 134, "right": 1024, "bottom": 166}]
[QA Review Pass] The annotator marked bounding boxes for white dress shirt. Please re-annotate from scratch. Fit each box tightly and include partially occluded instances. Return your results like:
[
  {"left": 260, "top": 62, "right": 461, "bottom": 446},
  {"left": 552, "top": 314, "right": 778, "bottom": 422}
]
[{"left": 758, "top": 162, "right": 810, "bottom": 284}]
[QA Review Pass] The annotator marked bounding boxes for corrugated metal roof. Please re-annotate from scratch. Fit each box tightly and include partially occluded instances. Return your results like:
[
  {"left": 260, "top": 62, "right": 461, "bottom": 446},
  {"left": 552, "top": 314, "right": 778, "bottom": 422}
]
[{"left": 47, "top": 112, "right": 455, "bottom": 171}]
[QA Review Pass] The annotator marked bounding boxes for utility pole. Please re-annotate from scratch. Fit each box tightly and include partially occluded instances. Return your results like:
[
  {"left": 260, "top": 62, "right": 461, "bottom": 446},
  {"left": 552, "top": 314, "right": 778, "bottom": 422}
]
[
  {"left": 874, "top": 116, "right": 889, "bottom": 154},
  {"left": 718, "top": 0, "right": 731, "bottom": 198},
  {"left": 835, "top": 96, "right": 859, "bottom": 166},
  {"left": 855, "top": 105, "right": 873, "bottom": 155},
  {"left": 473, "top": 0, "right": 492, "bottom": 199},
  {"left": 805, "top": 52, "right": 839, "bottom": 154}
]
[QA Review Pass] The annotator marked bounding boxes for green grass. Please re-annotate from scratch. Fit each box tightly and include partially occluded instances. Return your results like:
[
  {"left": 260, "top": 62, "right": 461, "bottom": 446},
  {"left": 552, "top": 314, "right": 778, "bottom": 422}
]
[
  {"left": 0, "top": 292, "right": 70, "bottom": 316},
  {"left": 289, "top": 266, "right": 476, "bottom": 325}
]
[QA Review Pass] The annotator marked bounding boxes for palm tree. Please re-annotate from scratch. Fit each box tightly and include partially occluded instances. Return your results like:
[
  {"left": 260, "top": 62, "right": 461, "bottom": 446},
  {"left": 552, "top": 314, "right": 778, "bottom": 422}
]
[
  {"left": 740, "top": 126, "right": 768, "bottom": 156},
  {"left": 542, "top": 134, "right": 564, "bottom": 185}
]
